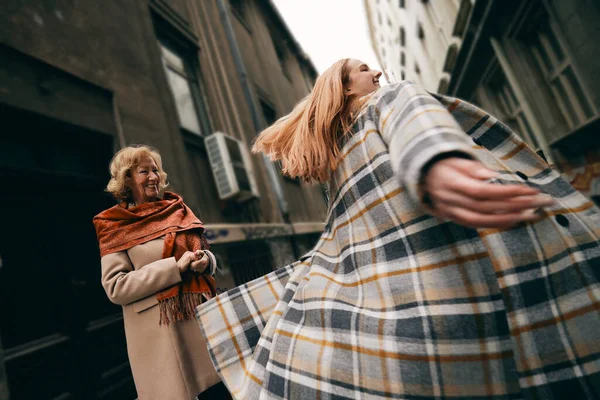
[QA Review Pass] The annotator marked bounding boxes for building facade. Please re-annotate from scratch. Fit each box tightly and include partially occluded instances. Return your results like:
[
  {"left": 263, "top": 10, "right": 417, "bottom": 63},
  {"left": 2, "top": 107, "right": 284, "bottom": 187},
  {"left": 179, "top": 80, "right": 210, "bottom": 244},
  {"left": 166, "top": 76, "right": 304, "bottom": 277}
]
[
  {"left": 364, "top": 0, "right": 474, "bottom": 92},
  {"left": 448, "top": 0, "right": 600, "bottom": 202},
  {"left": 0, "top": 0, "right": 325, "bottom": 398}
]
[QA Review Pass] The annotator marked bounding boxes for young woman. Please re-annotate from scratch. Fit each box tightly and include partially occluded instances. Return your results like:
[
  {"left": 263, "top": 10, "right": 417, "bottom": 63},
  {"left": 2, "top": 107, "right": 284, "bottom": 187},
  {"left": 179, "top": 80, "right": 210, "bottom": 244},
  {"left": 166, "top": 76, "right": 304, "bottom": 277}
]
[{"left": 197, "top": 59, "right": 600, "bottom": 399}]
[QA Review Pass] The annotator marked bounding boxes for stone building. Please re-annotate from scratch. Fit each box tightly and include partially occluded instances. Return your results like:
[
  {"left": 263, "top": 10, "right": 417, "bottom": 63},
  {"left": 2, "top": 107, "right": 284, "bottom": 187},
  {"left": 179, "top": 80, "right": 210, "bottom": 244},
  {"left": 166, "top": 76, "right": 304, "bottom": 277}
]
[
  {"left": 448, "top": 0, "right": 600, "bottom": 202},
  {"left": 0, "top": 0, "right": 326, "bottom": 398},
  {"left": 364, "top": 0, "right": 473, "bottom": 92}
]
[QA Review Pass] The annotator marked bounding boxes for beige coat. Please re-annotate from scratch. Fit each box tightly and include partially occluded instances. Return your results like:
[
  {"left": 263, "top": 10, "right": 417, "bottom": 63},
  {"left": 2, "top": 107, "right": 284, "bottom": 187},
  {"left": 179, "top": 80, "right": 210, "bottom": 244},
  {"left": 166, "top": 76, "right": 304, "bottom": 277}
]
[{"left": 101, "top": 237, "right": 221, "bottom": 400}]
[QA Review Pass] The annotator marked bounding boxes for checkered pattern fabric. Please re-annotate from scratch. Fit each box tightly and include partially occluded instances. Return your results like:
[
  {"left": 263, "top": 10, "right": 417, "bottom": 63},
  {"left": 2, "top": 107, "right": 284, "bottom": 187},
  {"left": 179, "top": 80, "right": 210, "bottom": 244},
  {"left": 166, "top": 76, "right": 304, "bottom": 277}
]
[{"left": 197, "top": 82, "right": 600, "bottom": 399}]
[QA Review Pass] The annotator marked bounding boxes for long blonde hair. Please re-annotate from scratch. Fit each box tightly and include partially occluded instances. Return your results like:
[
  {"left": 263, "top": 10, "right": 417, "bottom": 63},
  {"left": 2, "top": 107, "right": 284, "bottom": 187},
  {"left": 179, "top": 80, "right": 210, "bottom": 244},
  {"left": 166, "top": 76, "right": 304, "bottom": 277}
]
[{"left": 252, "top": 58, "right": 368, "bottom": 183}]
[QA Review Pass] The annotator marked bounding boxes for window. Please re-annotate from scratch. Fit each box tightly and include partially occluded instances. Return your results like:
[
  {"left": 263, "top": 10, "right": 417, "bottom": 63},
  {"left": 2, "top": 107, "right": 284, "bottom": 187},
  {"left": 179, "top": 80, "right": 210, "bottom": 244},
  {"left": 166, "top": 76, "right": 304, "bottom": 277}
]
[
  {"left": 227, "top": 241, "right": 275, "bottom": 285},
  {"left": 400, "top": 27, "right": 406, "bottom": 46},
  {"left": 526, "top": 16, "right": 595, "bottom": 129},
  {"left": 260, "top": 99, "right": 277, "bottom": 126},
  {"left": 158, "top": 41, "right": 206, "bottom": 135},
  {"left": 453, "top": 0, "right": 473, "bottom": 38},
  {"left": 417, "top": 22, "right": 425, "bottom": 40},
  {"left": 400, "top": 51, "right": 405, "bottom": 66},
  {"left": 399, "top": 0, "right": 405, "bottom": 8},
  {"left": 484, "top": 67, "right": 540, "bottom": 150},
  {"left": 415, "top": 63, "right": 421, "bottom": 74},
  {"left": 437, "top": 77, "right": 449, "bottom": 94},
  {"left": 401, "top": 71, "right": 405, "bottom": 80},
  {"left": 378, "top": 11, "right": 382, "bottom": 25},
  {"left": 387, "top": 17, "right": 392, "bottom": 27},
  {"left": 271, "top": 35, "right": 291, "bottom": 80},
  {"left": 261, "top": 97, "right": 300, "bottom": 184},
  {"left": 230, "top": 0, "right": 250, "bottom": 30},
  {"left": 443, "top": 43, "right": 459, "bottom": 73}
]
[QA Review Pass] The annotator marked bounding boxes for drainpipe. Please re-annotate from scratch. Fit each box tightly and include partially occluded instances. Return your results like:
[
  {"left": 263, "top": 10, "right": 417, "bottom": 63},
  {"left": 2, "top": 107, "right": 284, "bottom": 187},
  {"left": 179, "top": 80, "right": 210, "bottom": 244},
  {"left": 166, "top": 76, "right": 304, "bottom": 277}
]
[{"left": 215, "top": 0, "right": 300, "bottom": 258}]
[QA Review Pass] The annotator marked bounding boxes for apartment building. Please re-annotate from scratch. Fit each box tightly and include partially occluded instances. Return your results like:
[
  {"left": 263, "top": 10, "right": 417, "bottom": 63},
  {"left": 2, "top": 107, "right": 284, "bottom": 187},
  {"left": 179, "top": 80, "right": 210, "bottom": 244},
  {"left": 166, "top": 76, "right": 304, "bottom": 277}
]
[
  {"left": 365, "top": 0, "right": 474, "bottom": 92},
  {"left": 448, "top": 0, "right": 600, "bottom": 202},
  {"left": 0, "top": 0, "right": 326, "bottom": 397}
]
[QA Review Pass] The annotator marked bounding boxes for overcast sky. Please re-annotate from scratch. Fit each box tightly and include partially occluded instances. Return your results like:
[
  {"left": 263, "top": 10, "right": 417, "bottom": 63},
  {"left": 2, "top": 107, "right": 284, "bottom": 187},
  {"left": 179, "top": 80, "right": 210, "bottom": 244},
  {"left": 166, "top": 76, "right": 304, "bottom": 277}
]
[{"left": 272, "top": 0, "right": 387, "bottom": 83}]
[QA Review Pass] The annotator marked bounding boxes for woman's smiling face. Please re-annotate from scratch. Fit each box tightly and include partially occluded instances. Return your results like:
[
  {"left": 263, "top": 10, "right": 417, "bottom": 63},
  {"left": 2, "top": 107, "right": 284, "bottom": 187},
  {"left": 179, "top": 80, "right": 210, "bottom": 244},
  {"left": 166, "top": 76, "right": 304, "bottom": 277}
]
[
  {"left": 128, "top": 156, "right": 161, "bottom": 205},
  {"left": 344, "top": 59, "right": 382, "bottom": 97}
]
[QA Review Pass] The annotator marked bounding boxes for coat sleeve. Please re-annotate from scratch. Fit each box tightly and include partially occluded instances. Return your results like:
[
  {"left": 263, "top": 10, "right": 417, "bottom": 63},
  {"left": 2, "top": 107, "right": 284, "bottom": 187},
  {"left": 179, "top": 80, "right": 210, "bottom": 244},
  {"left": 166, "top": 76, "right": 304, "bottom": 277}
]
[
  {"left": 101, "top": 252, "right": 182, "bottom": 305},
  {"left": 374, "top": 81, "right": 479, "bottom": 206},
  {"left": 205, "top": 250, "right": 217, "bottom": 275}
]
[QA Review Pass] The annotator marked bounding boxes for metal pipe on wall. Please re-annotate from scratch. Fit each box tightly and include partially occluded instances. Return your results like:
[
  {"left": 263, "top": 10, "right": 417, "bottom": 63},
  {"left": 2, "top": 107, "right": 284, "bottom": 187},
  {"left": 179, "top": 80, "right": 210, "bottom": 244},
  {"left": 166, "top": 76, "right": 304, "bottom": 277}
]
[{"left": 215, "top": 0, "right": 300, "bottom": 259}]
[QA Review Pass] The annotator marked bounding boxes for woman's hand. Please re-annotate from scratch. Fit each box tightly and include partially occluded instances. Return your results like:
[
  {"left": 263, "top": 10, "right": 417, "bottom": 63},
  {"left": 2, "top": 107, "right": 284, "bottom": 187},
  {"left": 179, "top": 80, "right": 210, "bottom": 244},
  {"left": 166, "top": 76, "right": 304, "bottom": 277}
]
[
  {"left": 189, "top": 250, "right": 209, "bottom": 273},
  {"left": 423, "top": 158, "right": 555, "bottom": 229},
  {"left": 176, "top": 251, "right": 200, "bottom": 274}
]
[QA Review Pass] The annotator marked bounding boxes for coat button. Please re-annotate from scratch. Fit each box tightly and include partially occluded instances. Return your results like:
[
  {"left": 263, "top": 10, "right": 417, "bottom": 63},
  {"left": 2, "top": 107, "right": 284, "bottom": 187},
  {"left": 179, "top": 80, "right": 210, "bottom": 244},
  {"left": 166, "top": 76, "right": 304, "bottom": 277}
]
[
  {"left": 516, "top": 171, "right": 528, "bottom": 181},
  {"left": 555, "top": 214, "right": 569, "bottom": 227},
  {"left": 472, "top": 137, "right": 482, "bottom": 146}
]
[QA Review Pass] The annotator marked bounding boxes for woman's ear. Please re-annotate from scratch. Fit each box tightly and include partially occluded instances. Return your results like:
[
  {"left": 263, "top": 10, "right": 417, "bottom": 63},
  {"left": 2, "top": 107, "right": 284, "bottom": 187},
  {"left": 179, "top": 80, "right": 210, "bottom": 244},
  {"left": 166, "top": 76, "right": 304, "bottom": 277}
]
[{"left": 344, "top": 87, "right": 353, "bottom": 97}]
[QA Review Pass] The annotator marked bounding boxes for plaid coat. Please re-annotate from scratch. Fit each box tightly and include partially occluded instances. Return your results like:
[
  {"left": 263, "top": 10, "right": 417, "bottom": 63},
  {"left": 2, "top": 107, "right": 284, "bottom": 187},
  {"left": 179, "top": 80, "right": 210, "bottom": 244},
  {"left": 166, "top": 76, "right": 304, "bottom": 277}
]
[{"left": 197, "top": 82, "right": 600, "bottom": 399}]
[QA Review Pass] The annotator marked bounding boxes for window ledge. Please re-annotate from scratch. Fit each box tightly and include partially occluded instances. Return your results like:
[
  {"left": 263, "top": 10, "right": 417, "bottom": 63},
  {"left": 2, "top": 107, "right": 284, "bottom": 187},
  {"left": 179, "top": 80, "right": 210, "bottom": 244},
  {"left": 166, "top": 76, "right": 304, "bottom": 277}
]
[{"left": 549, "top": 115, "right": 600, "bottom": 147}]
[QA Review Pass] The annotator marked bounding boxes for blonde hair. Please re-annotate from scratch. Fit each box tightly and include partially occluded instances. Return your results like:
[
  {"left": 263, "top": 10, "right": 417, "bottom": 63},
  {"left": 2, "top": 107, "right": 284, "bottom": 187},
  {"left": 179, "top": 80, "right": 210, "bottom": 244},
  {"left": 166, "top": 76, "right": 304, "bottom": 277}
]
[
  {"left": 252, "top": 58, "right": 370, "bottom": 183},
  {"left": 105, "top": 144, "right": 169, "bottom": 201}
]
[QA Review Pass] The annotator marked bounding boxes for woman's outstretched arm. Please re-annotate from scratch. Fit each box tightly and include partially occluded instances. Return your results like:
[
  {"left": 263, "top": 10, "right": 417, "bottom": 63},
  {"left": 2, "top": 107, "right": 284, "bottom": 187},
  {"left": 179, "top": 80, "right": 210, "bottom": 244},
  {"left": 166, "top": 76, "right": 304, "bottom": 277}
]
[{"left": 375, "top": 81, "right": 553, "bottom": 228}]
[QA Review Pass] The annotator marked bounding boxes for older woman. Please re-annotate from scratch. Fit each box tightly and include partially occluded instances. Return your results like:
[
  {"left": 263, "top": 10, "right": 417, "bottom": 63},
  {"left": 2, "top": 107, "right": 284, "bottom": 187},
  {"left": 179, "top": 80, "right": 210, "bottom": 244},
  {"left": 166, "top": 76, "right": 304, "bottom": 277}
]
[{"left": 93, "top": 145, "right": 229, "bottom": 399}]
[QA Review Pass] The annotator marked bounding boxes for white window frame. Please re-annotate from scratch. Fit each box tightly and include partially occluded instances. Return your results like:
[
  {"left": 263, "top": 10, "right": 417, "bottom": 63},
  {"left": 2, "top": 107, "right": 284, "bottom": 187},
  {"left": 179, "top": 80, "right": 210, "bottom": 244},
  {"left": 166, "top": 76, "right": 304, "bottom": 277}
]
[{"left": 158, "top": 41, "right": 204, "bottom": 136}]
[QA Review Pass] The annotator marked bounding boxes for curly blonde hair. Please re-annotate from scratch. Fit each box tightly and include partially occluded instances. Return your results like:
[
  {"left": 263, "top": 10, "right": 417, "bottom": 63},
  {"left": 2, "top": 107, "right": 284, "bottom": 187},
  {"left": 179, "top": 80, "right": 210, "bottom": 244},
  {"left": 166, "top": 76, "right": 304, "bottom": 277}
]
[{"left": 105, "top": 144, "right": 169, "bottom": 201}]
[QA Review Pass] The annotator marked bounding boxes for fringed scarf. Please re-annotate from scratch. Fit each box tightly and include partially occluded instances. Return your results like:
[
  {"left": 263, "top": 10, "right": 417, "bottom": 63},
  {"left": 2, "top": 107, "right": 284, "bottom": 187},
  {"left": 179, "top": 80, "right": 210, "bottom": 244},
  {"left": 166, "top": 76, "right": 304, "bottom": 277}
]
[{"left": 93, "top": 191, "right": 216, "bottom": 325}]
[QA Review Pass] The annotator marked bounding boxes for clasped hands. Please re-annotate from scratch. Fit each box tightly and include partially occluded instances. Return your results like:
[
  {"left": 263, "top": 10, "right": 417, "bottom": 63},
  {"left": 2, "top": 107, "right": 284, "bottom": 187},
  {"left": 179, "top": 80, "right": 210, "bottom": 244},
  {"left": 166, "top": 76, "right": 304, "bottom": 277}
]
[
  {"left": 423, "top": 158, "right": 555, "bottom": 229},
  {"left": 176, "top": 250, "right": 209, "bottom": 274}
]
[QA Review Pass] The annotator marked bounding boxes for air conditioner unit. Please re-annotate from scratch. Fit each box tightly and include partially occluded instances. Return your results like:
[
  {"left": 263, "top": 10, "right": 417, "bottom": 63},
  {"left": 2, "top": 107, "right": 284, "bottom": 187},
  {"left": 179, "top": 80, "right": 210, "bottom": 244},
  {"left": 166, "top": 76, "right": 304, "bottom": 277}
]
[{"left": 205, "top": 132, "right": 260, "bottom": 202}]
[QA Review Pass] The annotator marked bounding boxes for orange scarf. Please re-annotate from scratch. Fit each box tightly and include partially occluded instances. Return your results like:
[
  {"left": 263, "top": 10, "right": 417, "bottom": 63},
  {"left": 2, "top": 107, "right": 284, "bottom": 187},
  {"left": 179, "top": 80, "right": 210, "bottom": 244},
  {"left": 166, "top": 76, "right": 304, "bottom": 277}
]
[{"left": 93, "top": 192, "right": 216, "bottom": 325}]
